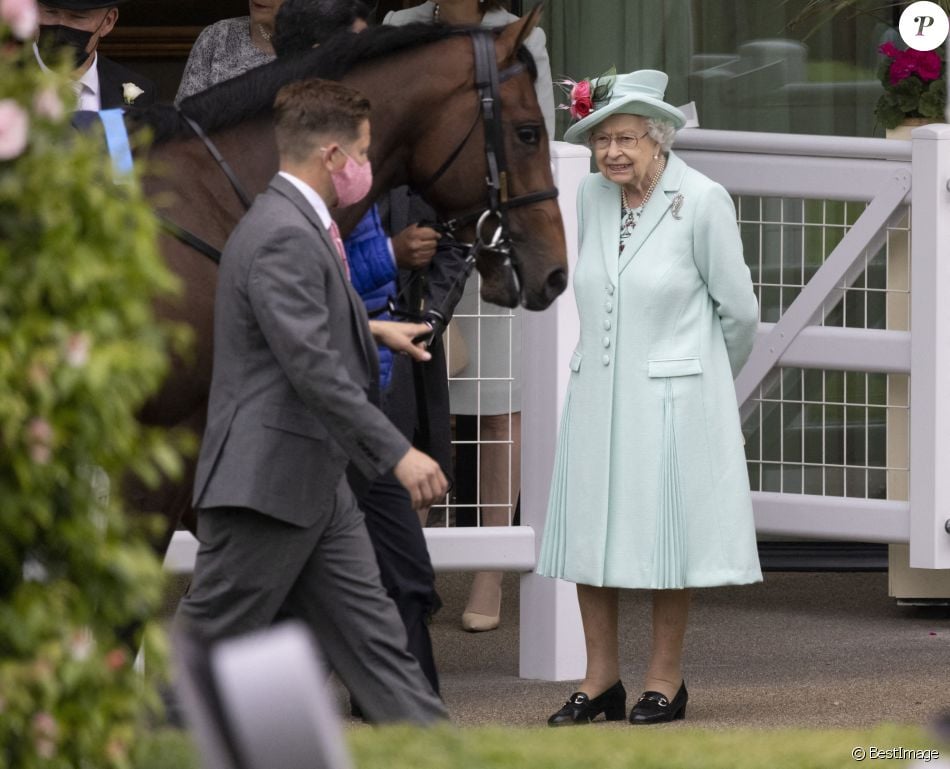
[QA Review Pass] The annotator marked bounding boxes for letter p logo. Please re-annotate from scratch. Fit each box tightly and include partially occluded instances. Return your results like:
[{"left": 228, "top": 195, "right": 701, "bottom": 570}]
[
  {"left": 900, "top": 2, "right": 949, "bottom": 50},
  {"left": 915, "top": 15, "right": 935, "bottom": 35}
]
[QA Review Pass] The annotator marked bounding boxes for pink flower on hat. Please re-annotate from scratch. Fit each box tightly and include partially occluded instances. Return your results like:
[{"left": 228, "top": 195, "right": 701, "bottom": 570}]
[
  {"left": 569, "top": 80, "right": 593, "bottom": 120},
  {"left": 0, "top": 0, "right": 38, "bottom": 40},
  {"left": 0, "top": 99, "right": 28, "bottom": 160}
]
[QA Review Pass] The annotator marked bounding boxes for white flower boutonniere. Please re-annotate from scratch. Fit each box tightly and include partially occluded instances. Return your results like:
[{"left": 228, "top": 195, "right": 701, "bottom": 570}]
[{"left": 122, "top": 82, "right": 145, "bottom": 106}]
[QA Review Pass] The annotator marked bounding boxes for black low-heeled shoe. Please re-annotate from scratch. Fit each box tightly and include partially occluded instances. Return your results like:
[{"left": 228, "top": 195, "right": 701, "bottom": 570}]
[
  {"left": 547, "top": 680, "right": 627, "bottom": 726},
  {"left": 629, "top": 681, "right": 688, "bottom": 725}
]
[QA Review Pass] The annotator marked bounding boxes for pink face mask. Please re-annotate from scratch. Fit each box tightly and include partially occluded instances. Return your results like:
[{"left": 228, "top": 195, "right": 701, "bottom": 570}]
[{"left": 328, "top": 148, "right": 372, "bottom": 207}]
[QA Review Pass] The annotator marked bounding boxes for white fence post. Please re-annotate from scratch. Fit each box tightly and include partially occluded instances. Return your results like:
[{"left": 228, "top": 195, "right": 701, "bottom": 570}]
[
  {"left": 519, "top": 141, "right": 588, "bottom": 681},
  {"left": 909, "top": 123, "right": 950, "bottom": 569}
]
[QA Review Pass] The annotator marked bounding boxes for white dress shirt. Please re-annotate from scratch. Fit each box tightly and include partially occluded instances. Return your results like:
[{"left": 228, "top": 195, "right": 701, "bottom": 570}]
[{"left": 277, "top": 171, "right": 333, "bottom": 231}]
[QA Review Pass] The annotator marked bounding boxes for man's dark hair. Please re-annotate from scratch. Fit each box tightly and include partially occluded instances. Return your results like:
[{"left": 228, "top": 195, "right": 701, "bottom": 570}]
[
  {"left": 273, "top": 0, "right": 372, "bottom": 57},
  {"left": 273, "top": 78, "right": 371, "bottom": 163}
]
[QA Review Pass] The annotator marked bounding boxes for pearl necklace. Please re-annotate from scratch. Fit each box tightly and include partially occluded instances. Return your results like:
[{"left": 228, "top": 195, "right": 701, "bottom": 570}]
[
  {"left": 256, "top": 23, "right": 272, "bottom": 42},
  {"left": 621, "top": 156, "right": 666, "bottom": 215}
]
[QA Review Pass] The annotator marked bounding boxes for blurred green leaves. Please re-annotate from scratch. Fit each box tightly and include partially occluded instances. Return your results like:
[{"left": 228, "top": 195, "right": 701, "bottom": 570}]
[{"left": 1, "top": 14, "right": 189, "bottom": 769}]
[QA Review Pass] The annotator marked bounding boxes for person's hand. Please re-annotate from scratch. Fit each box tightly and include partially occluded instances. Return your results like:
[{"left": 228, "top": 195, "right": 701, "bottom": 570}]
[
  {"left": 368, "top": 320, "right": 433, "bottom": 361},
  {"left": 393, "top": 447, "right": 449, "bottom": 510},
  {"left": 391, "top": 224, "right": 441, "bottom": 270}
]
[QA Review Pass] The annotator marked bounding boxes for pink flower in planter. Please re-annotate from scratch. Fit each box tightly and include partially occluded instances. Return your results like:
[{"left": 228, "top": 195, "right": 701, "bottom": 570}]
[
  {"left": 0, "top": 0, "right": 38, "bottom": 40},
  {"left": 0, "top": 99, "right": 28, "bottom": 160},
  {"left": 880, "top": 42, "right": 944, "bottom": 84},
  {"left": 915, "top": 50, "right": 942, "bottom": 81}
]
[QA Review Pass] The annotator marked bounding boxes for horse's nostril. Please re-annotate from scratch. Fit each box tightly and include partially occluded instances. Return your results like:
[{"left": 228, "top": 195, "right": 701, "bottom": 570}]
[{"left": 545, "top": 268, "right": 568, "bottom": 301}]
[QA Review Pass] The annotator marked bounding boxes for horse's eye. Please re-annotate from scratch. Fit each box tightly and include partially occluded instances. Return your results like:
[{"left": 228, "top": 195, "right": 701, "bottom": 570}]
[{"left": 516, "top": 125, "right": 541, "bottom": 145}]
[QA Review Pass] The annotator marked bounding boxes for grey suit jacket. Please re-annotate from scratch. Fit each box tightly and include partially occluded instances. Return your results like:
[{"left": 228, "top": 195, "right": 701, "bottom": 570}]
[{"left": 192, "top": 175, "right": 411, "bottom": 526}]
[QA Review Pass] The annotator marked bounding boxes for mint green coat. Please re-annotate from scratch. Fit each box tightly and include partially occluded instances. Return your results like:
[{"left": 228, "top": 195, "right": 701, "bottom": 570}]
[{"left": 537, "top": 152, "right": 763, "bottom": 589}]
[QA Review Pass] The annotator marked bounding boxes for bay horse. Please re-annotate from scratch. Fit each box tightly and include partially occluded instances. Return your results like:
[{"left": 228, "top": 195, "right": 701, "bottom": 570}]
[{"left": 127, "top": 8, "right": 568, "bottom": 550}]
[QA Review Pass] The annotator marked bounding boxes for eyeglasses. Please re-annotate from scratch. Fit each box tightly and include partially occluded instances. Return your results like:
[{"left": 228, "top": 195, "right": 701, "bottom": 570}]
[{"left": 589, "top": 130, "right": 650, "bottom": 151}]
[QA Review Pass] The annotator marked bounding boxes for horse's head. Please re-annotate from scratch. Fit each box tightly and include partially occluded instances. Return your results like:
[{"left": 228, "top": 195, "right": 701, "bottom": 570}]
[{"left": 403, "top": 7, "right": 567, "bottom": 310}]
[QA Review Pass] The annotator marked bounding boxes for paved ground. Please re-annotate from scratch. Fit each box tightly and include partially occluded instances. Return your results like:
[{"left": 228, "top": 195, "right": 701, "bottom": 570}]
[{"left": 418, "top": 570, "right": 950, "bottom": 730}]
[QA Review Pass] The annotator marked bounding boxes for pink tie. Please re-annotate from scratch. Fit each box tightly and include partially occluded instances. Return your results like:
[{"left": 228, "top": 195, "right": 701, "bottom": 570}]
[{"left": 328, "top": 220, "right": 351, "bottom": 281}]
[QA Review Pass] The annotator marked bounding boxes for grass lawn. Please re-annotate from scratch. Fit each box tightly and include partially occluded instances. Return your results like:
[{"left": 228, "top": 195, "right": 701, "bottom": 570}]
[{"left": 139, "top": 723, "right": 940, "bottom": 769}]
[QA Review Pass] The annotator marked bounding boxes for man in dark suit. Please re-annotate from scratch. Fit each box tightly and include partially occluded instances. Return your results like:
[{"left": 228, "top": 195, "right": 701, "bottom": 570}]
[
  {"left": 35, "top": 0, "right": 156, "bottom": 110},
  {"left": 176, "top": 78, "right": 449, "bottom": 724}
]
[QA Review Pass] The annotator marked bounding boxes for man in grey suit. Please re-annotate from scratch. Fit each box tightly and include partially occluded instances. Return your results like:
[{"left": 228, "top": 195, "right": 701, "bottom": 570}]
[{"left": 176, "top": 78, "right": 449, "bottom": 724}]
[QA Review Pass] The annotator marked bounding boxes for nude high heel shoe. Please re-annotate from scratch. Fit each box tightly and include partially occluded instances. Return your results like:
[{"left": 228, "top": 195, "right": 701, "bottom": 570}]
[{"left": 461, "top": 571, "right": 501, "bottom": 632}]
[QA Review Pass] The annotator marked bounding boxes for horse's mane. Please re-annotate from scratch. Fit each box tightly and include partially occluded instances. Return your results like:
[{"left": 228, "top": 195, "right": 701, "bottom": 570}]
[{"left": 132, "top": 22, "right": 535, "bottom": 145}]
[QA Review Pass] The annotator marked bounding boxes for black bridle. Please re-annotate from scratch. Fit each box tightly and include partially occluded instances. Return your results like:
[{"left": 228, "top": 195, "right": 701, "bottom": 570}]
[{"left": 412, "top": 30, "right": 559, "bottom": 298}]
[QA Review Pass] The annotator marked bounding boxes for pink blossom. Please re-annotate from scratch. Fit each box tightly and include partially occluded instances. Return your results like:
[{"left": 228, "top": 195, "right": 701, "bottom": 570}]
[
  {"left": 0, "top": 0, "right": 38, "bottom": 40},
  {"left": 0, "top": 99, "right": 28, "bottom": 160},
  {"left": 26, "top": 417, "right": 53, "bottom": 464},
  {"left": 33, "top": 87, "right": 64, "bottom": 121},
  {"left": 31, "top": 711, "right": 57, "bottom": 737},
  {"left": 65, "top": 331, "right": 90, "bottom": 367},
  {"left": 569, "top": 79, "right": 593, "bottom": 120},
  {"left": 105, "top": 647, "right": 128, "bottom": 670}
]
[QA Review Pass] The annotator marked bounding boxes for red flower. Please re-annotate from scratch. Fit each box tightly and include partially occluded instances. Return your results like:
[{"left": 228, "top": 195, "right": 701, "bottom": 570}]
[
  {"left": 915, "top": 50, "right": 942, "bottom": 81},
  {"left": 880, "top": 43, "right": 944, "bottom": 85},
  {"left": 569, "top": 80, "right": 593, "bottom": 120}
]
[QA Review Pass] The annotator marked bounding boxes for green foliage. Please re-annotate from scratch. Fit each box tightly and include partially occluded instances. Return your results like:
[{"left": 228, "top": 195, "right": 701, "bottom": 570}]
[{"left": 0, "top": 14, "right": 189, "bottom": 769}]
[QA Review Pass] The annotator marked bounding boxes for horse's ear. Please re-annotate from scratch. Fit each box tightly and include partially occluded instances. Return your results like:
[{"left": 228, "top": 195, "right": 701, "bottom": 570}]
[{"left": 496, "top": 2, "right": 544, "bottom": 64}]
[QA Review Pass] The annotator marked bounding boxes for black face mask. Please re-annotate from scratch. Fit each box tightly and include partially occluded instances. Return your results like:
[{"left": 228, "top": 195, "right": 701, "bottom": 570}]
[{"left": 37, "top": 24, "right": 95, "bottom": 69}]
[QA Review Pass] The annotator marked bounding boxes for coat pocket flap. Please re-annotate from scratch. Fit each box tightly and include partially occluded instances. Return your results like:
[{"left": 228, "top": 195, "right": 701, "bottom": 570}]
[
  {"left": 569, "top": 351, "right": 583, "bottom": 372},
  {"left": 262, "top": 406, "right": 329, "bottom": 440},
  {"left": 648, "top": 357, "right": 703, "bottom": 378}
]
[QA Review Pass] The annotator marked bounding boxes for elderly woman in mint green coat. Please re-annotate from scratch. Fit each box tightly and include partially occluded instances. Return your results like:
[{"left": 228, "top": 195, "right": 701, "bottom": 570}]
[{"left": 538, "top": 70, "right": 762, "bottom": 727}]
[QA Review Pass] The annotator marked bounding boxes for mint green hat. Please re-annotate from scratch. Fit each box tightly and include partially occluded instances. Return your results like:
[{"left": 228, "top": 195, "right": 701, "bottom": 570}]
[{"left": 563, "top": 69, "right": 686, "bottom": 145}]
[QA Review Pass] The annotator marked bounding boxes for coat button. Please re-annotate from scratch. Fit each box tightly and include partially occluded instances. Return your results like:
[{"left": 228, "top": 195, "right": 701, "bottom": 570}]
[
  {"left": 606, "top": 284, "right": 615, "bottom": 295},
  {"left": 602, "top": 354, "right": 610, "bottom": 366},
  {"left": 605, "top": 300, "right": 613, "bottom": 313},
  {"left": 602, "top": 336, "right": 610, "bottom": 348},
  {"left": 603, "top": 319, "right": 611, "bottom": 330}
]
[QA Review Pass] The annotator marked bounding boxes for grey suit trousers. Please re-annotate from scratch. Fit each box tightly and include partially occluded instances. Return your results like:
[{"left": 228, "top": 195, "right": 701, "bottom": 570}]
[{"left": 176, "top": 479, "right": 447, "bottom": 725}]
